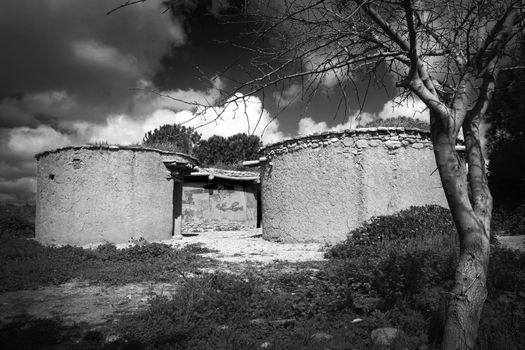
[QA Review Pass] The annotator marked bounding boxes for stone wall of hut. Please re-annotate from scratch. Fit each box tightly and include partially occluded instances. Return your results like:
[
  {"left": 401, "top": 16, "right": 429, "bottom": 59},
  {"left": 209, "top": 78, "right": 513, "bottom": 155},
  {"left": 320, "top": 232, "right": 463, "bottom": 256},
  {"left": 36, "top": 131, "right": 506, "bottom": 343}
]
[
  {"left": 35, "top": 146, "right": 196, "bottom": 246},
  {"left": 260, "top": 127, "right": 448, "bottom": 243}
]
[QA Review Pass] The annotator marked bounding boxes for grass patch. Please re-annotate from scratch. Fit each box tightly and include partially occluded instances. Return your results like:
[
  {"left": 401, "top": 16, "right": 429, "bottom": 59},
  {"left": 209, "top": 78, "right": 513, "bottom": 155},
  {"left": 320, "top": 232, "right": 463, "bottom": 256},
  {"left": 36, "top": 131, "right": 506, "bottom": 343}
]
[
  {"left": 0, "top": 237, "right": 215, "bottom": 292},
  {"left": 110, "top": 206, "right": 525, "bottom": 349},
  {"left": 1, "top": 205, "right": 524, "bottom": 349}
]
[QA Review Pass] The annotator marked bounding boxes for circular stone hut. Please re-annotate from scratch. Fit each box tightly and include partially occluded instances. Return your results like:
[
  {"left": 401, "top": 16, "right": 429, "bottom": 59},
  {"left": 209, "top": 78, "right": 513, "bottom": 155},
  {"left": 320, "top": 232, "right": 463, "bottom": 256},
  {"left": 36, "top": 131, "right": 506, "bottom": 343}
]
[
  {"left": 35, "top": 145, "right": 197, "bottom": 246},
  {"left": 258, "top": 127, "right": 450, "bottom": 243}
]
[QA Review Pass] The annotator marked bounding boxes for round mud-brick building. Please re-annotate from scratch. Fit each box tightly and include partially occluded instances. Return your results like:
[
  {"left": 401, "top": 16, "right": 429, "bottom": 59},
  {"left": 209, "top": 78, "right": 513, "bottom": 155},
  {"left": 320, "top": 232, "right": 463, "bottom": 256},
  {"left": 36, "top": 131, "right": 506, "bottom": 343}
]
[
  {"left": 259, "top": 127, "right": 449, "bottom": 243},
  {"left": 35, "top": 145, "right": 197, "bottom": 246}
]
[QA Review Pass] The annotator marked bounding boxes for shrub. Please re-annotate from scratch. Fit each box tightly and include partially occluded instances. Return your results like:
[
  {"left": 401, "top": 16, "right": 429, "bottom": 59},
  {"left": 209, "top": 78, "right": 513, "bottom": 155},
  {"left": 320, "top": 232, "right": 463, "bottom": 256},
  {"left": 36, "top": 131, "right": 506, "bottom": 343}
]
[
  {"left": 0, "top": 204, "right": 35, "bottom": 239},
  {"left": 486, "top": 245, "right": 525, "bottom": 296},
  {"left": 373, "top": 248, "right": 457, "bottom": 308},
  {"left": 363, "top": 116, "right": 430, "bottom": 130},
  {"left": 326, "top": 205, "right": 457, "bottom": 259},
  {"left": 491, "top": 203, "right": 525, "bottom": 236},
  {"left": 0, "top": 238, "right": 208, "bottom": 292}
]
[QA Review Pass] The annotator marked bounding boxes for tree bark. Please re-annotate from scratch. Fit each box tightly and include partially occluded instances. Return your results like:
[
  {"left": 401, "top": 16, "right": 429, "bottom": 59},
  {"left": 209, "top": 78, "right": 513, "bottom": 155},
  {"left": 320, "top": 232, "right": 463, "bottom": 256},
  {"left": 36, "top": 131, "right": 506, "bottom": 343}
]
[{"left": 430, "top": 111, "right": 492, "bottom": 350}]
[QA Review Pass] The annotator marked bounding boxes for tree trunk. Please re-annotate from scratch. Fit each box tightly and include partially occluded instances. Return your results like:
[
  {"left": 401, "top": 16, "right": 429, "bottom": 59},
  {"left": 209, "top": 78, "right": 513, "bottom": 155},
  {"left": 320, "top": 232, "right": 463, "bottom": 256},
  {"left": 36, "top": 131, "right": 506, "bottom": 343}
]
[{"left": 430, "top": 113, "right": 492, "bottom": 350}]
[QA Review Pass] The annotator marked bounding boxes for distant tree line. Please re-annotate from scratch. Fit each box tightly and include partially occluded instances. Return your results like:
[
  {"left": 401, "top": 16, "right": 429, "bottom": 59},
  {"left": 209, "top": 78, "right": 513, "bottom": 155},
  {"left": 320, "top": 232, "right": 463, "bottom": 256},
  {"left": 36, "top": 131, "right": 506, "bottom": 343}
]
[
  {"left": 143, "top": 124, "right": 201, "bottom": 155},
  {"left": 142, "top": 124, "right": 262, "bottom": 168}
]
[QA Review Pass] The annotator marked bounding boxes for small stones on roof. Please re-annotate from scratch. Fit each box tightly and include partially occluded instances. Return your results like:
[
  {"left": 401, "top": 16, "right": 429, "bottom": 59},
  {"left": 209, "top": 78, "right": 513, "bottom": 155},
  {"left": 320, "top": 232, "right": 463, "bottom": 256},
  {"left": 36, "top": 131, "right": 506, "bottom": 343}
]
[{"left": 259, "top": 127, "right": 442, "bottom": 159}]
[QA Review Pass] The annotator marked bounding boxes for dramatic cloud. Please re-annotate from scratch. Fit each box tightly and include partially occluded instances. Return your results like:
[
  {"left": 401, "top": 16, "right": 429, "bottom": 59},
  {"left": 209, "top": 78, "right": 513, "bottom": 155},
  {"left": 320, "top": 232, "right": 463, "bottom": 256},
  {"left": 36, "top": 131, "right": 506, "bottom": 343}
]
[
  {"left": 75, "top": 92, "right": 284, "bottom": 146},
  {"left": 0, "top": 0, "right": 188, "bottom": 203},
  {"left": 0, "top": 0, "right": 185, "bottom": 126},
  {"left": 7, "top": 125, "right": 74, "bottom": 159},
  {"left": 71, "top": 40, "right": 140, "bottom": 77},
  {"left": 297, "top": 97, "right": 428, "bottom": 135}
]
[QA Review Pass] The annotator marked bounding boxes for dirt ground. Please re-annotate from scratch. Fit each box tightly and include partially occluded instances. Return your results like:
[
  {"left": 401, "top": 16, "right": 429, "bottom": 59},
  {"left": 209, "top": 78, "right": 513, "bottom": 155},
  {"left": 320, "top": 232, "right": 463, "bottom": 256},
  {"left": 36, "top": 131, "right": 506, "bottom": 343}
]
[
  {"left": 0, "top": 229, "right": 326, "bottom": 331},
  {"left": 165, "top": 228, "right": 327, "bottom": 263},
  {"left": 1, "top": 230, "right": 523, "bottom": 333}
]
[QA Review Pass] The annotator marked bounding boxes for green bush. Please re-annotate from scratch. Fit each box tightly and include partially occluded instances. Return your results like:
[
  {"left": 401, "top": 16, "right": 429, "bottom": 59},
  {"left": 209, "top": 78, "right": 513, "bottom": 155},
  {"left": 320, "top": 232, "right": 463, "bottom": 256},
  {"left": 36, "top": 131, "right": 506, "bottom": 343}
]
[
  {"left": 486, "top": 245, "right": 525, "bottom": 296},
  {"left": 326, "top": 205, "right": 457, "bottom": 259},
  {"left": 373, "top": 248, "right": 457, "bottom": 308},
  {"left": 491, "top": 203, "right": 525, "bottom": 236},
  {"left": 323, "top": 206, "right": 525, "bottom": 348}
]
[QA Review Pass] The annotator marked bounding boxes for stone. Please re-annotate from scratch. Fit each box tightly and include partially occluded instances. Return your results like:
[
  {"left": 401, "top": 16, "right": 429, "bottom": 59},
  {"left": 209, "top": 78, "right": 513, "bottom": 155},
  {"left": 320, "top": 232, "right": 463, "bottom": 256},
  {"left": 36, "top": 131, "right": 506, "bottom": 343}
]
[
  {"left": 251, "top": 318, "right": 266, "bottom": 325},
  {"left": 385, "top": 140, "right": 402, "bottom": 149},
  {"left": 310, "top": 332, "right": 334, "bottom": 342},
  {"left": 371, "top": 327, "right": 403, "bottom": 347},
  {"left": 260, "top": 342, "right": 271, "bottom": 348},
  {"left": 355, "top": 139, "right": 369, "bottom": 148},
  {"left": 402, "top": 140, "right": 409, "bottom": 146},
  {"left": 311, "top": 143, "right": 319, "bottom": 148},
  {"left": 330, "top": 137, "right": 339, "bottom": 143},
  {"left": 105, "top": 334, "right": 121, "bottom": 343},
  {"left": 342, "top": 138, "right": 354, "bottom": 147},
  {"left": 412, "top": 142, "right": 424, "bottom": 149},
  {"left": 368, "top": 140, "right": 381, "bottom": 147},
  {"left": 351, "top": 318, "right": 363, "bottom": 324}
]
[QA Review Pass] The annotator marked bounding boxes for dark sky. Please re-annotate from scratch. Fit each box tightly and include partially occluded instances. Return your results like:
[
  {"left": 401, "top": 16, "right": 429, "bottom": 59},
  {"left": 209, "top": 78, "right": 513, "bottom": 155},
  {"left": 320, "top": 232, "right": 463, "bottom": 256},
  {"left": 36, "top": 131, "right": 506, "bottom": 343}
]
[{"left": 0, "top": 0, "right": 426, "bottom": 203}]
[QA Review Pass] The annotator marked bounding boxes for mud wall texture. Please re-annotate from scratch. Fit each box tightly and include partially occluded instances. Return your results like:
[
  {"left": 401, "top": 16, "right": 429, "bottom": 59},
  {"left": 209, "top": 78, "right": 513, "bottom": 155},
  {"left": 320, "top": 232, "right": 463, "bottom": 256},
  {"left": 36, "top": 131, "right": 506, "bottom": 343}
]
[
  {"left": 260, "top": 127, "right": 448, "bottom": 243},
  {"left": 35, "top": 146, "right": 195, "bottom": 246},
  {"left": 182, "top": 183, "right": 258, "bottom": 232}
]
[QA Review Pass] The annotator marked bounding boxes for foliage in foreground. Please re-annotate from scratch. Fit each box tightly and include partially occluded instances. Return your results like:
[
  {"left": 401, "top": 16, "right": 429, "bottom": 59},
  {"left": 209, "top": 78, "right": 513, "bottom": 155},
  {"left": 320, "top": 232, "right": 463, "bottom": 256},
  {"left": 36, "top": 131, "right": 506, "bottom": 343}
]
[
  {"left": 491, "top": 203, "right": 525, "bottom": 236},
  {"left": 108, "top": 206, "right": 524, "bottom": 349},
  {"left": 0, "top": 237, "right": 213, "bottom": 292},
  {"left": 0, "top": 206, "right": 523, "bottom": 349}
]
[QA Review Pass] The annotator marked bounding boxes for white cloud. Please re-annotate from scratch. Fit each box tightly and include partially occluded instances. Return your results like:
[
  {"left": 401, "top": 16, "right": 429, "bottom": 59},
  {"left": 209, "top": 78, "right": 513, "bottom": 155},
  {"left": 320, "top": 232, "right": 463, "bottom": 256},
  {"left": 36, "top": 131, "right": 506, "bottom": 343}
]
[
  {"left": 378, "top": 97, "right": 429, "bottom": 122},
  {"left": 74, "top": 92, "right": 285, "bottom": 146},
  {"left": 297, "top": 111, "right": 375, "bottom": 135},
  {"left": 131, "top": 77, "right": 224, "bottom": 116},
  {"left": 191, "top": 93, "right": 285, "bottom": 144},
  {"left": 297, "top": 97, "right": 428, "bottom": 135},
  {"left": 7, "top": 125, "right": 73, "bottom": 158},
  {"left": 71, "top": 40, "right": 140, "bottom": 76},
  {"left": 298, "top": 117, "right": 331, "bottom": 135}
]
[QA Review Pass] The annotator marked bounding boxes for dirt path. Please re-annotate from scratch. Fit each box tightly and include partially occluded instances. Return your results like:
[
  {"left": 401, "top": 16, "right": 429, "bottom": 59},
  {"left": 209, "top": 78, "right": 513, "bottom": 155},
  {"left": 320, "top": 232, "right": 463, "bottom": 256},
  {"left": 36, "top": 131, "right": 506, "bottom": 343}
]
[
  {"left": 0, "top": 229, "right": 327, "bottom": 331},
  {"left": 0, "top": 281, "right": 179, "bottom": 327},
  {"left": 167, "top": 228, "right": 327, "bottom": 263}
]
